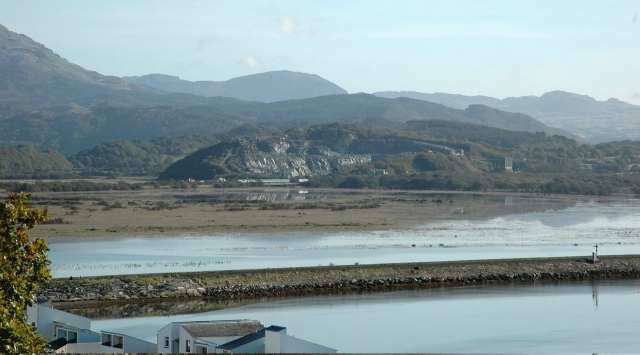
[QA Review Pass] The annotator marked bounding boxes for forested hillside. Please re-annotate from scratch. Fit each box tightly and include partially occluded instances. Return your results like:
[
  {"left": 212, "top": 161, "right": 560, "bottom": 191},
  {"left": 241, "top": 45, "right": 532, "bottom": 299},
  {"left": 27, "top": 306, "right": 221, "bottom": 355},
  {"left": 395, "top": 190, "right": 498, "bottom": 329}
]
[
  {"left": 0, "top": 94, "right": 575, "bottom": 155},
  {"left": 159, "top": 121, "right": 640, "bottom": 184},
  {"left": 0, "top": 144, "right": 72, "bottom": 174},
  {"left": 69, "top": 134, "right": 219, "bottom": 176}
]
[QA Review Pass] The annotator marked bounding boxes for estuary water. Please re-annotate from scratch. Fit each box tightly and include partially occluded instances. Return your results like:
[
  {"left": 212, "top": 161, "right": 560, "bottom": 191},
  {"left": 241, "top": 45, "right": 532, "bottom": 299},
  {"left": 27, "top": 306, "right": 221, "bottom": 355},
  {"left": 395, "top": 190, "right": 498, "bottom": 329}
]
[
  {"left": 91, "top": 279, "right": 640, "bottom": 353},
  {"left": 48, "top": 198, "right": 640, "bottom": 278}
]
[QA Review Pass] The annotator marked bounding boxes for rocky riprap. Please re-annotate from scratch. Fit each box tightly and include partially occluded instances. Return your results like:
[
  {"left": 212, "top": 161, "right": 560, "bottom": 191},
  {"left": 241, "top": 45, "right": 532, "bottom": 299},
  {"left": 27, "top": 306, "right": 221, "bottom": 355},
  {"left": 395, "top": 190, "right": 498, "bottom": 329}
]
[{"left": 40, "top": 256, "right": 640, "bottom": 306}]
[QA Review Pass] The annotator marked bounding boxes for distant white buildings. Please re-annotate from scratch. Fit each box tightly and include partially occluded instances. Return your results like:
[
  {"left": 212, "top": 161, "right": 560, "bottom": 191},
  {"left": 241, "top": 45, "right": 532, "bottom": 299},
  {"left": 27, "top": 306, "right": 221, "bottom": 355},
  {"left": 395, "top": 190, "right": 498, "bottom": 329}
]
[{"left": 27, "top": 300, "right": 337, "bottom": 354}]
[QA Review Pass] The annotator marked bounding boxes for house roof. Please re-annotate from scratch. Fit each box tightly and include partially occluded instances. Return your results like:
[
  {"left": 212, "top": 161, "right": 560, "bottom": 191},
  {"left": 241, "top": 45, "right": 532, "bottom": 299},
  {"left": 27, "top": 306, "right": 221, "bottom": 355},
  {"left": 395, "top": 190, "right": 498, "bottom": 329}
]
[
  {"left": 217, "top": 329, "right": 266, "bottom": 350},
  {"left": 181, "top": 320, "right": 263, "bottom": 338},
  {"left": 217, "top": 325, "right": 287, "bottom": 350}
]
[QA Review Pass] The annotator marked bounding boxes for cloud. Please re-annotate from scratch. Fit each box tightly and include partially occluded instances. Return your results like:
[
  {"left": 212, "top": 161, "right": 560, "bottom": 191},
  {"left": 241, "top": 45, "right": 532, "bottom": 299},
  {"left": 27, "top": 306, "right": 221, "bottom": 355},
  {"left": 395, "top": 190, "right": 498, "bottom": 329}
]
[
  {"left": 631, "top": 91, "right": 640, "bottom": 100},
  {"left": 197, "top": 37, "right": 215, "bottom": 51},
  {"left": 633, "top": 14, "right": 638, "bottom": 24},
  {"left": 281, "top": 15, "right": 297, "bottom": 36},
  {"left": 237, "top": 55, "right": 261, "bottom": 69}
]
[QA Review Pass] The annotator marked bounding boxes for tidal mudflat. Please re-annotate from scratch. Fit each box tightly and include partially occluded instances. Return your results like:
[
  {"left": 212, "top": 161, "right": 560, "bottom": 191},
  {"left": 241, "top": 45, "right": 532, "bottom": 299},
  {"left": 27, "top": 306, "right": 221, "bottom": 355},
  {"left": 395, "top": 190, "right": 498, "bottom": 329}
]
[{"left": 42, "top": 191, "right": 640, "bottom": 277}]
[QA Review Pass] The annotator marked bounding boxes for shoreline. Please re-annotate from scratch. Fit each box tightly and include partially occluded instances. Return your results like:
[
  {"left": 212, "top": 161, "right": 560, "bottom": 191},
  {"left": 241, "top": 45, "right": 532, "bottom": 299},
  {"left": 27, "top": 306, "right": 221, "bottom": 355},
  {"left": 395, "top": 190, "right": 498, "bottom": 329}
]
[{"left": 42, "top": 255, "right": 640, "bottom": 309}]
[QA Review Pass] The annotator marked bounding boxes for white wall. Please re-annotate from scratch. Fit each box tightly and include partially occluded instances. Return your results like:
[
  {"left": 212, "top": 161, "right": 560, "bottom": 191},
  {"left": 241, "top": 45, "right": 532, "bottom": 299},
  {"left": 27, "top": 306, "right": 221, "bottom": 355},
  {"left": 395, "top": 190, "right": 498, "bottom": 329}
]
[
  {"left": 264, "top": 329, "right": 282, "bottom": 353},
  {"left": 123, "top": 334, "right": 156, "bottom": 353},
  {"left": 38, "top": 306, "right": 92, "bottom": 341},
  {"left": 101, "top": 344, "right": 124, "bottom": 353},
  {"left": 179, "top": 326, "right": 195, "bottom": 353},
  {"left": 57, "top": 342, "right": 102, "bottom": 354},
  {"left": 280, "top": 335, "right": 337, "bottom": 353},
  {"left": 157, "top": 323, "right": 177, "bottom": 354},
  {"left": 26, "top": 304, "right": 39, "bottom": 329}
]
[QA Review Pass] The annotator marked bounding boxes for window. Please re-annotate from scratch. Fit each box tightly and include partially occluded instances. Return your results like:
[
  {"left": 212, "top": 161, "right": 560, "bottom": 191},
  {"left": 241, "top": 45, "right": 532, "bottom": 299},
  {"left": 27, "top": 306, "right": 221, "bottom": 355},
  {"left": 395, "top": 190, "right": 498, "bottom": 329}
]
[
  {"left": 56, "top": 328, "right": 77, "bottom": 343},
  {"left": 68, "top": 331, "right": 78, "bottom": 343},
  {"left": 186, "top": 340, "right": 191, "bottom": 352},
  {"left": 113, "top": 335, "right": 123, "bottom": 348},
  {"left": 164, "top": 336, "right": 170, "bottom": 348}
]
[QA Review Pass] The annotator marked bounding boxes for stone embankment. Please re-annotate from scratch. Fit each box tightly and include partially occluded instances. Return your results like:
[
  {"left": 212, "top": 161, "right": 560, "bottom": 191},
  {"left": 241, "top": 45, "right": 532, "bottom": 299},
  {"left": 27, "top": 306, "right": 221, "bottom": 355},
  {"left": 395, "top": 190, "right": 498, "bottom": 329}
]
[{"left": 40, "top": 256, "right": 640, "bottom": 306}]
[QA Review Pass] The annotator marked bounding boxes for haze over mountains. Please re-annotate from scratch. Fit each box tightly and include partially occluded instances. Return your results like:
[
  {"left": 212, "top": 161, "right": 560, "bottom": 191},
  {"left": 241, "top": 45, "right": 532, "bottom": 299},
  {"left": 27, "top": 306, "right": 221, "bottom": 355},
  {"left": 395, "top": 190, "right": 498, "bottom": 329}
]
[
  {"left": 124, "top": 71, "right": 348, "bottom": 102},
  {"left": 374, "top": 91, "right": 640, "bottom": 143},
  {"left": 0, "top": 24, "right": 160, "bottom": 114},
  {"left": 0, "top": 21, "right": 637, "bottom": 165}
]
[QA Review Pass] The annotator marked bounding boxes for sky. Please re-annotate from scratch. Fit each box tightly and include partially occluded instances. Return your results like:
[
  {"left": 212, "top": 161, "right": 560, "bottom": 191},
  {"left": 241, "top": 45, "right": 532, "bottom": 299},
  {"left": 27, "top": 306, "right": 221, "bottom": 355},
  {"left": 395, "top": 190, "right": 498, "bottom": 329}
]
[{"left": 1, "top": 0, "right": 639, "bottom": 103}]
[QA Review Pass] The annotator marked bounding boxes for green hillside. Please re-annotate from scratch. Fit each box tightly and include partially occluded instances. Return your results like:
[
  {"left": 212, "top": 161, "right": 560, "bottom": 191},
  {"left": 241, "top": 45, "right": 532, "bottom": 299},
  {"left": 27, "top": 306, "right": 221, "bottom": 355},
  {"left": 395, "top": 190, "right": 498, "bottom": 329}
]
[
  {"left": 69, "top": 134, "right": 219, "bottom": 176},
  {"left": 159, "top": 121, "right": 634, "bottom": 182},
  {"left": 0, "top": 144, "right": 73, "bottom": 173}
]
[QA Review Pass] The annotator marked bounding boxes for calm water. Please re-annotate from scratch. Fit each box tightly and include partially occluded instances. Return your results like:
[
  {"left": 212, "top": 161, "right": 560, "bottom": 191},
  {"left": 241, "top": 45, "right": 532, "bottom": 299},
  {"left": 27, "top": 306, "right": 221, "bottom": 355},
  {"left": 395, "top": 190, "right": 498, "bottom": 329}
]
[
  {"left": 48, "top": 199, "right": 640, "bottom": 277},
  {"left": 92, "top": 279, "right": 640, "bottom": 353}
]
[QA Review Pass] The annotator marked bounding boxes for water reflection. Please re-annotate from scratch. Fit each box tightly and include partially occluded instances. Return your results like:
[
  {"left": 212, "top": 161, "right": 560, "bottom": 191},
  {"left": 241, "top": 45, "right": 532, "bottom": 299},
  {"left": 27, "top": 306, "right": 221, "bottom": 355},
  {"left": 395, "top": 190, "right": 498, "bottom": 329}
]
[
  {"left": 60, "top": 296, "right": 298, "bottom": 320},
  {"left": 175, "top": 190, "right": 327, "bottom": 202},
  {"left": 46, "top": 196, "right": 640, "bottom": 278},
  {"left": 90, "top": 279, "right": 640, "bottom": 353}
]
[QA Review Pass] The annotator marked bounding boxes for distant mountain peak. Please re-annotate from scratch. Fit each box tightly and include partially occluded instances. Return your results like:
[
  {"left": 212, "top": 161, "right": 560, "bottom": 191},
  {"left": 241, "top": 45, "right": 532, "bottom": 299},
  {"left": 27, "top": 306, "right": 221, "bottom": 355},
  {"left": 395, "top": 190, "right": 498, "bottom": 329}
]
[
  {"left": 374, "top": 90, "right": 640, "bottom": 143},
  {"left": 0, "top": 23, "right": 159, "bottom": 114},
  {"left": 540, "top": 91, "right": 596, "bottom": 101},
  {"left": 125, "top": 70, "right": 347, "bottom": 102}
]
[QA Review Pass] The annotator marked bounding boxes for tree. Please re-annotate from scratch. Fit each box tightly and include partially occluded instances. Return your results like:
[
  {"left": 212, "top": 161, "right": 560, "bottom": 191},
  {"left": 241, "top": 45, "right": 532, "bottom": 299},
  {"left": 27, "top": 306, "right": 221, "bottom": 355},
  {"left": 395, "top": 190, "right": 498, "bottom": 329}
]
[{"left": 0, "top": 192, "right": 50, "bottom": 355}]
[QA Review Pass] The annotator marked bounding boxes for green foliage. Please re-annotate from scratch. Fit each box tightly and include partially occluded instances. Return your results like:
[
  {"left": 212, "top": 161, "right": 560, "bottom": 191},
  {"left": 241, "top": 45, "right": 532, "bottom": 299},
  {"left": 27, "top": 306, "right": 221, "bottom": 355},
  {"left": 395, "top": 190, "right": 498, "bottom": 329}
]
[
  {"left": 1, "top": 93, "right": 571, "bottom": 155},
  {"left": 0, "top": 193, "right": 50, "bottom": 355},
  {"left": 69, "top": 134, "right": 219, "bottom": 175},
  {"left": 0, "top": 180, "right": 144, "bottom": 193},
  {"left": 0, "top": 144, "right": 73, "bottom": 174}
]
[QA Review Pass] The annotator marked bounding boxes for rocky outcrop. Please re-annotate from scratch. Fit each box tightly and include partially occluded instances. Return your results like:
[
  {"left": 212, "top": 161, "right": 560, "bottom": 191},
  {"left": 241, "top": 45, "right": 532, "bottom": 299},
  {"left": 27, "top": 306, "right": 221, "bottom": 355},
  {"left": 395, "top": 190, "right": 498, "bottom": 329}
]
[
  {"left": 42, "top": 256, "right": 640, "bottom": 306},
  {"left": 159, "top": 131, "right": 373, "bottom": 180},
  {"left": 157, "top": 124, "right": 472, "bottom": 180}
]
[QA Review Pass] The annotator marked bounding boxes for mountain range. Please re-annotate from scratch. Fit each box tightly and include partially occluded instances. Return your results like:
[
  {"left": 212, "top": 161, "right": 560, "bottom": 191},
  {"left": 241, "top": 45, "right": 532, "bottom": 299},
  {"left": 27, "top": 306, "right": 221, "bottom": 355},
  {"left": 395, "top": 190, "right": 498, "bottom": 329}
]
[
  {"left": 1, "top": 94, "right": 577, "bottom": 155},
  {"left": 374, "top": 91, "right": 640, "bottom": 143},
  {"left": 124, "top": 71, "right": 347, "bottom": 102},
  {"left": 0, "top": 24, "right": 161, "bottom": 114},
  {"left": 0, "top": 21, "right": 637, "bottom": 161}
]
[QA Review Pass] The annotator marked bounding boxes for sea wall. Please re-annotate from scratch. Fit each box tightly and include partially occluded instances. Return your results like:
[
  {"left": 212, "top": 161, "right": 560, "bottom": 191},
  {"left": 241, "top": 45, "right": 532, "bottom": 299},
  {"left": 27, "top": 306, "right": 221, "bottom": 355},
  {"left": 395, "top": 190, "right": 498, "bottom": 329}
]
[{"left": 40, "top": 255, "right": 640, "bottom": 307}]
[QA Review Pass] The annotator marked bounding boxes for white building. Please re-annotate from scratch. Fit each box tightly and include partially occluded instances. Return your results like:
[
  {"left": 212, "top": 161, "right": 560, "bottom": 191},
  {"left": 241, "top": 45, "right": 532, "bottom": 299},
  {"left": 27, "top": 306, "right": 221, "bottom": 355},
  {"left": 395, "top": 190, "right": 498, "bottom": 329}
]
[
  {"left": 157, "top": 320, "right": 264, "bottom": 354},
  {"left": 27, "top": 299, "right": 95, "bottom": 343},
  {"left": 27, "top": 300, "right": 155, "bottom": 354},
  {"left": 218, "top": 325, "right": 338, "bottom": 354},
  {"left": 52, "top": 330, "right": 155, "bottom": 354},
  {"left": 157, "top": 320, "right": 337, "bottom": 354},
  {"left": 27, "top": 300, "right": 336, "bottom": 354}
]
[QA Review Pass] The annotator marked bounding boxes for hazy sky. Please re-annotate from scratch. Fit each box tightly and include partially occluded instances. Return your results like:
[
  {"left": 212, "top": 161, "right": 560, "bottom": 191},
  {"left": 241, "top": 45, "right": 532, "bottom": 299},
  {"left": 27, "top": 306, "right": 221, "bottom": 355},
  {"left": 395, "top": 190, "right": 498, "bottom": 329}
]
[{"left": 2, "top": 1, "right": 639, "bottom": 103}]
